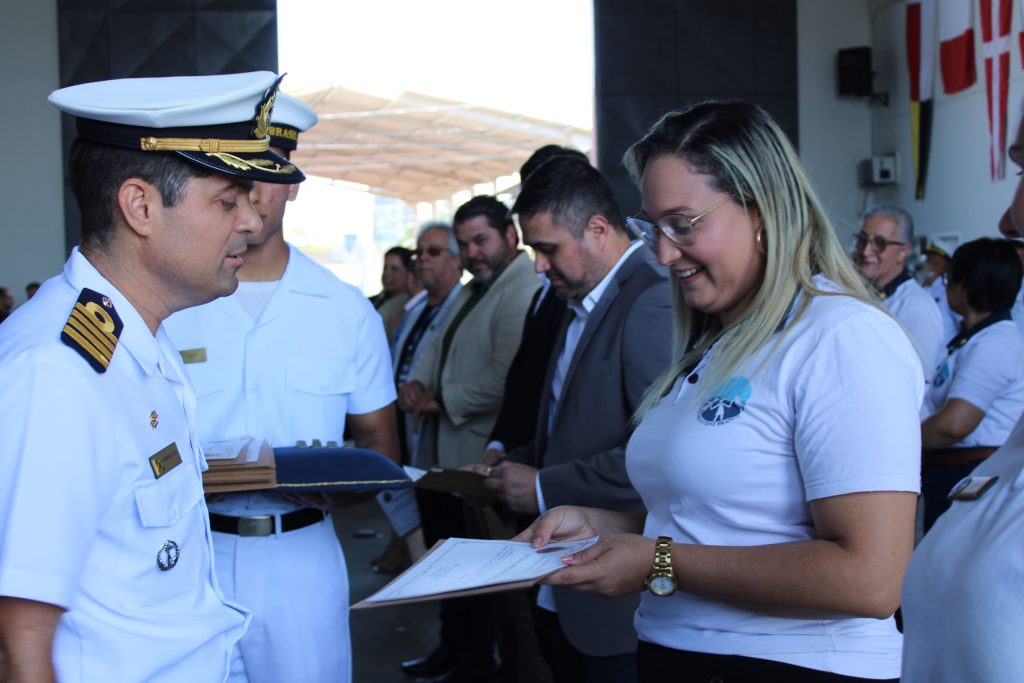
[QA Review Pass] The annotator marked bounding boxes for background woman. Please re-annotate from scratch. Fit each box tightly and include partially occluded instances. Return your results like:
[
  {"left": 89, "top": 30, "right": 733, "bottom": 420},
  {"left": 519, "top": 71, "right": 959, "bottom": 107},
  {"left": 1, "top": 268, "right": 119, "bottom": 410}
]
[
  {"left": 518, "top": 101, "right": 923, "bottom": 682},
  {"left": 919, "top": 237, "right": 1024, "bottom": 531},
  {"left": 900, "top": 116, "right": 1024, "bottom": 681}
]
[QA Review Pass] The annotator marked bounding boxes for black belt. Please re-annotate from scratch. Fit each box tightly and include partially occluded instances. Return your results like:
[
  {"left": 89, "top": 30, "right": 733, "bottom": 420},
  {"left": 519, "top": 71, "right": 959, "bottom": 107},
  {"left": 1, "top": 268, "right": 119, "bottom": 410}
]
[
  {"left": 922, "top": 447, "right": 997, "bottom": 467},
  {"left": 209, "top": 509, "right": 326, "bottom": 537}
]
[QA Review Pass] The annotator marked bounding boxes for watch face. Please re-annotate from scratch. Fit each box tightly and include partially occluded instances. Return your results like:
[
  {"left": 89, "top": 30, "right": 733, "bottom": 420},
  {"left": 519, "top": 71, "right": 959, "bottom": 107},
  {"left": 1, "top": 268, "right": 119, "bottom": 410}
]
[{"left": 648, "top": 575, "right": 676, "bottom": 596}]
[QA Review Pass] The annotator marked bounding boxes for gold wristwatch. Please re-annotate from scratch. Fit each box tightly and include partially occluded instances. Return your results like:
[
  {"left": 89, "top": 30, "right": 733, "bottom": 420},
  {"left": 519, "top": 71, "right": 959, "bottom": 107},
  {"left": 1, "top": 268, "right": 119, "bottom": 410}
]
[{"left": 645, "top": 535, "right": 677, "bottom": 597}]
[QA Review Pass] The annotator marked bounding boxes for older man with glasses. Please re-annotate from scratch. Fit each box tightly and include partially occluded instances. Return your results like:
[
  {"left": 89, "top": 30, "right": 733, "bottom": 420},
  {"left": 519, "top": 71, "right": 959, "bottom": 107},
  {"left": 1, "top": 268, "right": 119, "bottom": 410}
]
[
  {"left": 391, "top": 222, "right": 464, "bottom": 466},
  {"left": 856, "top": 204, "right": 944, "bottom": 385}
]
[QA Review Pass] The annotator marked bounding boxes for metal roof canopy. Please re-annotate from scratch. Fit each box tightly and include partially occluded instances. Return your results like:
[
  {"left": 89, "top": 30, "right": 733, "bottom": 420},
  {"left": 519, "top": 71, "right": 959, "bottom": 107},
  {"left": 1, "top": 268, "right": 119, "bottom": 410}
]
[{"left": 289, "top": 85, "right": 592, "bottom": 205}]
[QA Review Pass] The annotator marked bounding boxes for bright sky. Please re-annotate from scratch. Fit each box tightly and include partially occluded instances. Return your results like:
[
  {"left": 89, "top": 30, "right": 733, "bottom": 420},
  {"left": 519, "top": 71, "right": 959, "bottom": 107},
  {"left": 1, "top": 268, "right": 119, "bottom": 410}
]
[{"left": 277, "top": 0, "right": 594, "bottom": 129}]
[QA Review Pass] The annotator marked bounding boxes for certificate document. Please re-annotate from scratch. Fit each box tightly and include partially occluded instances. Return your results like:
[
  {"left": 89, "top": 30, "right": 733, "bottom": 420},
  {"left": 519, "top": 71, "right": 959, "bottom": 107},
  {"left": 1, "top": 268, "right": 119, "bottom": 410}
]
[{"left": 353, "top": 536, "right": 599, "bottom": 608}]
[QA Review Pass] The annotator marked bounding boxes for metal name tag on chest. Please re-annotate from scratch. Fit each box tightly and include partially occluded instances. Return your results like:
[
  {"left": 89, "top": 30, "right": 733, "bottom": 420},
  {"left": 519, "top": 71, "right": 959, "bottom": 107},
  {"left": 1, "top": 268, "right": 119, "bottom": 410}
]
[{"left": 148, "top": 443, "right": 182, "bottom": 479}]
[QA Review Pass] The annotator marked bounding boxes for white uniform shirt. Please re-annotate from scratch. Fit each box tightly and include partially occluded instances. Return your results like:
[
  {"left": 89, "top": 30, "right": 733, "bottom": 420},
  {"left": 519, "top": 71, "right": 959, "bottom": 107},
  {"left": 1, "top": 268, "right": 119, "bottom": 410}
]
[
  {"left": 626, "top": 276, "right": 922, "bottom": 679},
  {"left": 0, "top": 248, "right": 248, "bottom": 683},
  {"left": 1011, "top": 279, "right": 1024, "bottom": 337},
  {"left": 924, "top": 318, "right": 1024, "bottom": 447},
  {"left": 885, "top": 278, "right": 945, "bottom": 381},
  {"left": 164, "top": 246, "right": 396, "bottom": 515},
  {"left": 902, "top": 419, "right": 1024, "bottom": 681}
]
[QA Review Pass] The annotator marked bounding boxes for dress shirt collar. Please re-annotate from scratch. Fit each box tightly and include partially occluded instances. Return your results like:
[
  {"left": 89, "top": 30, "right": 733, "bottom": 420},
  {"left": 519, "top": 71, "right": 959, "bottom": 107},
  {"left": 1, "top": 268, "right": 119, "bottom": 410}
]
[{"left": 567, "top": 240, "right": 643, "bottom": 319}]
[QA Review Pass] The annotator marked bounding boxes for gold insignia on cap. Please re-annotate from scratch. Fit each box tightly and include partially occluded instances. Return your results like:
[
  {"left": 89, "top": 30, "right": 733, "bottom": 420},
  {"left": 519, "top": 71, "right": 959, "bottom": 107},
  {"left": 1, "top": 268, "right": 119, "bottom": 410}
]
[
  {"left": 139, "top": 135, "right": 269, "bottom": 153},
  {"left": 61, "top": 288, "right": 123, "bottom": 373},
  {"left": 205, "top": 152, "right": 296, "bottom": 175},
  {"left": 253, "top": 75, "right": 285, "bottom": 142},
  {"left": 268, "top": 125, "right": 299, "bottom": 141},
  {"left": 150, "top": 410, "right": 159, "bottom": 429}
]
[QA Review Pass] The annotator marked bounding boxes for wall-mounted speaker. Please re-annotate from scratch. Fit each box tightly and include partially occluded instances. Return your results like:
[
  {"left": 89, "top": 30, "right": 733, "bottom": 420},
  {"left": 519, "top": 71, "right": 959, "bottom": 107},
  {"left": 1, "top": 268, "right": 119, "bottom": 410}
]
[{"left": 837, "top": 47, "right": 873, "bottom": 97}]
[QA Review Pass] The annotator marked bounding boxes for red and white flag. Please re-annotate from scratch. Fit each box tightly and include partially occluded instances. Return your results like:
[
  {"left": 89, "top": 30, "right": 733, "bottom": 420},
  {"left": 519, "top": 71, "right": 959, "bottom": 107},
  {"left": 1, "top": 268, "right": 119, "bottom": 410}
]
[
  {"left": 1019, "top": 0, "right": 1024, "bottom": 66},
  {"left": 907, "top": 0, "right": 936, "bottom": 198},
  {"left": 939, "top": 0, "right": 976, "bottom": 92},
  {"left": 981, "top": 0, "right": 1012, "bottom": 179}
]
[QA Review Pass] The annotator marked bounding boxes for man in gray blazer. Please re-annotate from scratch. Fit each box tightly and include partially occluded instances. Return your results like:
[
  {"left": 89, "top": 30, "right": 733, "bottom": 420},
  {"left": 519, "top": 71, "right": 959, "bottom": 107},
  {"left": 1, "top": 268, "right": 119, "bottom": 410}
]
[{"left": 484, "top": 156, "right": 673, "bottom": 683}]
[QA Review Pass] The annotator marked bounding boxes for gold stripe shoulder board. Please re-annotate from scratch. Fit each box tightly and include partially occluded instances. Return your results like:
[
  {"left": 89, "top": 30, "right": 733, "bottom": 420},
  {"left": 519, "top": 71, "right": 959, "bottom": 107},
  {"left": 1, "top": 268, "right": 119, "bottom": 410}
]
[{"left": 61, "top": 288, "right": 123, "bottom": 373}]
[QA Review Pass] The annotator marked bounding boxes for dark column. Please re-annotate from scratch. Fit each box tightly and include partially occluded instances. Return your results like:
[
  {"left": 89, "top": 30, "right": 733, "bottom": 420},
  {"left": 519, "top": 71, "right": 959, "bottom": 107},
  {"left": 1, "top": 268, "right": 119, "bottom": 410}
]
[
  {"left": 594, "top": 0, "right": 798, "bottom": 214},
  {"left": 57, "top": 0, "right": 278, "bottom": 254}
]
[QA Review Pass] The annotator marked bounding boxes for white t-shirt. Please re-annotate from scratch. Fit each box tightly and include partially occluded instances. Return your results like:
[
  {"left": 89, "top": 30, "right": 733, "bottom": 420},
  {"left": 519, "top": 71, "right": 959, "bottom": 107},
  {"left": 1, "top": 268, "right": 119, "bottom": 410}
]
[
  {"left": 902, "top": 418, "right": 1024, "bottom": 681},
  {"left": 626, "top": 276, "right": 922, "bottom": 679},
  {"left": 925, "top": 319, "right": 1024, "bottom": 447},
  {"left": 885, "top": 278, "right": 945, "bottom": 381},
  {"left": 1011, "top": 281, "right": 1024, "bottom": 336}
]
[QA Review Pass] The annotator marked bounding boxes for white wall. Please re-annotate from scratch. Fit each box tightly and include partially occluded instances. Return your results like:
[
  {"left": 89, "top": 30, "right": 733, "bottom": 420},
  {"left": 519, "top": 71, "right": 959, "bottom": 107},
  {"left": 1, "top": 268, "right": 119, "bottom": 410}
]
[
  {"left": 0, "top": 0, "right": 65, "bottom": 306},
  {"left": 867, "top": 0, "right": 1022, "bottom": 244},
  {"left": 798, "top": 0, "right": 875, "bottom": 241}
]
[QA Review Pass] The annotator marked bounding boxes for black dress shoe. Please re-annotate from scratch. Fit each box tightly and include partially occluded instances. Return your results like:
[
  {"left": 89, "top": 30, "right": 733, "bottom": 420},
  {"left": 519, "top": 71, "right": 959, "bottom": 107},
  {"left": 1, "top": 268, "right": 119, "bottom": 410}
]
[
  {"left": 401, "top": 645, "right": 458, "bottom": 678},
  {"left": 414, "top": 658, "right": 496, "bottom": 683}
]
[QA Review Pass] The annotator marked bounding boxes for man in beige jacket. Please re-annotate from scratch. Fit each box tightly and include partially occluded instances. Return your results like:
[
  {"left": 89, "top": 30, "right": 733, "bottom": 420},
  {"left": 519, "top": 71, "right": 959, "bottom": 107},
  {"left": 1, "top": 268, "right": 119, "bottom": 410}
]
[{"left": 398, "top": 195, "right": 540, "bottom": 682}]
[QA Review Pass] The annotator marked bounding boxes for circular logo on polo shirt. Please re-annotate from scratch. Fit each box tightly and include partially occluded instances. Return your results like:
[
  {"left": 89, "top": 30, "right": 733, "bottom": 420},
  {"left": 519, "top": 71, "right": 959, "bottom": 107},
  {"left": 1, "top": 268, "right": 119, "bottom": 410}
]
[
  {"left": 933, "top": 361, "right": 950, "bottom": 388},
  {"left": 698, "top": 377, "right": 752, "bottom": 426}
]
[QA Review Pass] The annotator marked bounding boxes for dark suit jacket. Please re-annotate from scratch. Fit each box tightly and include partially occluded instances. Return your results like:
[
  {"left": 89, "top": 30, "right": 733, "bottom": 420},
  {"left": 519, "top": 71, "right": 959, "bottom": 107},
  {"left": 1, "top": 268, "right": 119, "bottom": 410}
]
[
  {"left": 507, "top": 245, "right": 673, "bottom": 656},
  {"left": 488, "top": 283, "right": 567, "bottom": 452}
]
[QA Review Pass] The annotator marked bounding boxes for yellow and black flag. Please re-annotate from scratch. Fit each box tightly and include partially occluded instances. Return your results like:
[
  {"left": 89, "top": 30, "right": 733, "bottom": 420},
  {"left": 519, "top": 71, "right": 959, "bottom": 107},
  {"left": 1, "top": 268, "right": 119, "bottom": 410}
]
[{"left": 907, "top": 0, "right": 935, "bottom": 200}]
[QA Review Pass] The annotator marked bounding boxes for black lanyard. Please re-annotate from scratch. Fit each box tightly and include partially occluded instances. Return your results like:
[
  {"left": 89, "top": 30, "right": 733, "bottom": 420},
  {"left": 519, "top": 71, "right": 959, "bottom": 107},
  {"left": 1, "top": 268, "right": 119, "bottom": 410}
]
[
  {"left": 878, "top": 270, "right": 912, "bottom": 300},
  {"left": 945, "top": 310, "right": 1012, "bottom": 355}
]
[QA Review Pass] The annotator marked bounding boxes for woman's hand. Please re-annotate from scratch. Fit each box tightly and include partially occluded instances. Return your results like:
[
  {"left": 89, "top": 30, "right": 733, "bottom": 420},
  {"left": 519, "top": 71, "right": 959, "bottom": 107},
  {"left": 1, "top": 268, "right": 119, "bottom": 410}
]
[
  {"left": 543, "top": 533, "right": 656, "bottom": 599},
  {"left": 513, "top": 506, "right": 602, "bottom": 547},
  {"left": 513, "top": 507, "right": 644, "bottom": 547}
]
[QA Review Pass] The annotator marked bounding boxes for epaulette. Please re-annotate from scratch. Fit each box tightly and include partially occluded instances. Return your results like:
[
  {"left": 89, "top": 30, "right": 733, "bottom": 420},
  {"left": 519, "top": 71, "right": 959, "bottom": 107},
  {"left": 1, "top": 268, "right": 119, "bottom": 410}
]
[{"left": 61, "top": 288, "right": 123, "bottom": 373}]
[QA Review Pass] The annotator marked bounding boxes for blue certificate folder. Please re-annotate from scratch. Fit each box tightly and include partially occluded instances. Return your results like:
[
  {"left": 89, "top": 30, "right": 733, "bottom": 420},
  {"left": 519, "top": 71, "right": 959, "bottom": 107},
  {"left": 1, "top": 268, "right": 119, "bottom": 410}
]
[{"left": 274, "top": 446, "right": 413, "bottom": 493}]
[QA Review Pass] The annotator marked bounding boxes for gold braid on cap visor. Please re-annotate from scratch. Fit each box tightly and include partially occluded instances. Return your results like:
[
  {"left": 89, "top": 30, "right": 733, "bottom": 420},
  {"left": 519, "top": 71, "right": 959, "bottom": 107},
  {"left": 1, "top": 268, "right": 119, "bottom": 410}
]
[{"left": 139, "top": 136, "right": 270, "bottom": 152}]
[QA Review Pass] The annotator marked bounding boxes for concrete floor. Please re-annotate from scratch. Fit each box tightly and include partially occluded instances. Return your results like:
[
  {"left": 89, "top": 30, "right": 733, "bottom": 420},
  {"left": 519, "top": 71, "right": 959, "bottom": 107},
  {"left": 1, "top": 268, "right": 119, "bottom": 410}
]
[{"left": 333, "top": 499, "right": 439, "bottom": 683}]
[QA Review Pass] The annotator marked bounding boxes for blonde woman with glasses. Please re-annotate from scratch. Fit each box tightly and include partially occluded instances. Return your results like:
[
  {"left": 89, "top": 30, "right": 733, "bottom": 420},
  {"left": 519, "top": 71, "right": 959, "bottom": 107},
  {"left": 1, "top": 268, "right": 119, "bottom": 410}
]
[{"left": 516, "top": 101, "right": 922, "bottom": 682}]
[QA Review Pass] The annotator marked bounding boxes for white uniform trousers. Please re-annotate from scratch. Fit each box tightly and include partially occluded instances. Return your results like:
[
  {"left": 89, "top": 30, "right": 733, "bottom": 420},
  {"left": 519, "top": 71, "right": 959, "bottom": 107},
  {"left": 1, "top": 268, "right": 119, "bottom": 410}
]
[{"left": 218, "top": 516, "right": 351, "bottom": 683}]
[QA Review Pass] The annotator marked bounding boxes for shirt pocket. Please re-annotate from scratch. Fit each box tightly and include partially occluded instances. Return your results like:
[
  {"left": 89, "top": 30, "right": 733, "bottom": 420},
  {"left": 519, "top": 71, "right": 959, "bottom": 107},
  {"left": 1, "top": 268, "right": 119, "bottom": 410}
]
[
  {"left": 119, "top": 462, "right": 204, "bottom": 608},
  {"left": 286, "top": 357, "right": 357, "bottom": 396},
  {"left": 187, "top": 365, "right": 224, "bottom": 399}
]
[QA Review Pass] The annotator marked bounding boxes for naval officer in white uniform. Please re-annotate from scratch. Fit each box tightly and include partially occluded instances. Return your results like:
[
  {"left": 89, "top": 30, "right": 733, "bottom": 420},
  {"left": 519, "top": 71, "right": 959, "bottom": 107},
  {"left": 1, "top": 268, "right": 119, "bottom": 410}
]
[{"left": 0, "top": 71, "right": 304, "bottom": 683}]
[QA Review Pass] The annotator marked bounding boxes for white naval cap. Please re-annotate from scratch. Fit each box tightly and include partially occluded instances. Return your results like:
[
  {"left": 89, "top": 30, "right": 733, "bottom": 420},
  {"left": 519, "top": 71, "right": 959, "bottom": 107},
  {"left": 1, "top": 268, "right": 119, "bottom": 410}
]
[
  {"left": 48, "top": 71, "right": 305, "bottom": 185},
  {"left": 268, "top": 93, "right": 319, "bottom": 153}
]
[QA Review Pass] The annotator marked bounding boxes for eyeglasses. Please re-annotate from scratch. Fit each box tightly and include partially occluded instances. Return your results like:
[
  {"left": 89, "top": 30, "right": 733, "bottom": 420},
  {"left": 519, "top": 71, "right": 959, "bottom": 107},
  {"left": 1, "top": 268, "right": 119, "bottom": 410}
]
[
  {"left": 854, "top": 232, "right": 906, "bottom": 253},
  {"left": 627, "top": 194, "right": 738, "bottom": 250},
  {"left": 415, "top": 245, "right": 447, "bottom": 258}
]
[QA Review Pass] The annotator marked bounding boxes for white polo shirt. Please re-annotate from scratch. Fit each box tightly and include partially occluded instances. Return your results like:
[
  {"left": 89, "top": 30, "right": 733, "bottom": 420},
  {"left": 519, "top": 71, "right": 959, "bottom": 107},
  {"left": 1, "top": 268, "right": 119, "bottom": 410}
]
[
  {"left": 626, "top": 276, "right": 922, "bottom": 679},
  {"left": 902, "top": 419, "right": 1024, "bottom": 681},
  {"left": 163, "top": 245, "right": 396, "bottom": 515},
  {"left": 0, "top": 249, "right": 248, "bottom": 683},
  {"left": 924, "top": 319, "right": 1024, "bottom": 447},
  {"left": 885, "top": 278, "right": 945, "bottom": 381}
]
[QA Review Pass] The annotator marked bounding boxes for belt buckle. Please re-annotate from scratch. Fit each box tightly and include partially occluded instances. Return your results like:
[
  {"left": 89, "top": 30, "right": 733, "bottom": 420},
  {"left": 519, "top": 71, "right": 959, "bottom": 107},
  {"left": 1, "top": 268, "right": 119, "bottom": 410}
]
[{"left": 237, "top": 515, "right": 274, "bottom": 537}]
